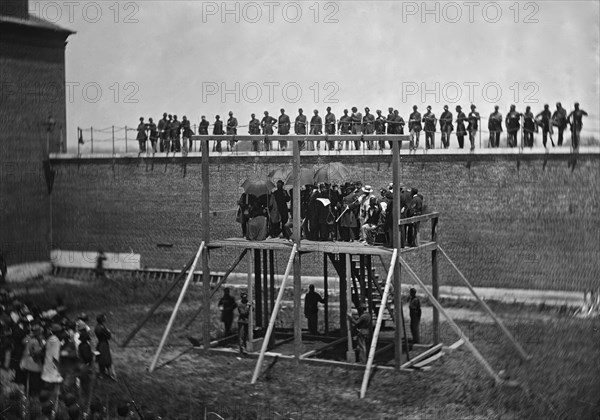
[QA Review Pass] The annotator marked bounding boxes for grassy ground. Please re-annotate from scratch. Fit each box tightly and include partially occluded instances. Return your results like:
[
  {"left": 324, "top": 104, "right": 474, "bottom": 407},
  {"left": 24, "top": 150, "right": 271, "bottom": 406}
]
[{"left": 3, "top": 275, "right": 599, "bottom": 419}]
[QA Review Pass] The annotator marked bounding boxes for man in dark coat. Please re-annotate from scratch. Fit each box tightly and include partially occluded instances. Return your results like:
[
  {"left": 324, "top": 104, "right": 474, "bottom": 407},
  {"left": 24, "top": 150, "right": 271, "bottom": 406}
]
[
  {"left": 351, "top": 107, "right": 363, "bottom": 150},
  {"left": 467, "top": 104, "right": 480, "bottom": 151},
  {"left": 147, "top": 117, "right": 158, "bottom": 153},
  {"left": 375, "top": 110, "right": 386, "bottom": 150},
  {"left": 348, "top": 302, "right": 372, "bottom": 363},
  {"left": 170, "top": 115, "right": 181, "bottom": 153},
  {"left": 455, "top": 106, "right": 467, "bottom": 149},
  {"left": 505, "top": 105, "right": 521, "bottom": 148},
  {"left": 136, "top": 117, "right": 147, "bottom": 153},
  {"left": 388, "top": 109, "right": 406, "bottom": 150},
  {"left": 295, "top": 108, "right": 307, "bottom": 150},
  {"left": 278, "top": 108, "right": 290, "bottom": 150},
  {"left": 360, "top": 196, "right": 381, "bottom": 244},
  {"left": 386, "top": 107, "right": 395, "bottom": 135},
  {"left": 407, "top": 188, "right": 423, "bottom": 247},
  {"left": 261, "top": 111, "right": 277, "bottom": 151},
  {"left": 272, "top": 180, "right": 291, "bottom": 238},
  {"left": 309, "top": 109, "right": 323, "bottom": 150},
  {"left": 567, "top": 102, "right": 588, "bottom": 150},
  {"left": 536, "top": 104, "right": 554, "bottom": 148},
  {"left": 237, "top": 293, "right": 250, "bottom": 355},
  {"left": 94, "top": 314, "right": 113, "bottom": 379},
  {"left": 213, "top": 115, "right": 224, "bottom": 152},
  {"left": 488, "top": 106, "right": 503, "bottom": 148},
  {"left": 198, "top": 115, "right": 209, "bottom": 135},
  {"left": 227, "top": 111, "right": 238, "bottom": 150},
  {"left": 408, "top": 105, "right": 422, "bottom": 150},
  {"left": 408, "top": 288, "right": 421, "bottom": 344},
  {"left": 339, "top": 184, "right": 360, "bottom": 241},
  {"left": 552, "top": 102, "right": 568, "bottom": 146},
  {"left": 324, "top": 107, "right": 336, "bottom": 150},
  {"left": 218, "top": 288, "right": 237, "bottom": 336},
  {"left": 523, "top": 106, "right": 535, "bottom": 148},
  {"left": 363, "top": 107, "right": 375, "bottom": 149},
  {"left": 338, "top": 109, "right": 352, "bottom": 150},
  {"left": 439, "top": 105, "right": 453, "bottom": 149},
  {"left": 182, "top": 116, "right": 194, "bottom": 153},
  {"left": 304, "top": 285, "right": 325, "bottom": 335},
  {"left": 248, "top": 113, "right": 261, "bottom": 151},
  {"left": 422, "top": 106, "right": 436, "bottom": 149},
  {"left": 157, "top": 113, "right": 169, "bottom": 152}
]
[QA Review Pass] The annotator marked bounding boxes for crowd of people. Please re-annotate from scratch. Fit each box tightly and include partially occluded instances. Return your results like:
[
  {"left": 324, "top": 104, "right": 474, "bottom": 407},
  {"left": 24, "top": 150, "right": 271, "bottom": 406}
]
[
  {"left": 0, "top": 291, "right": 151, "bottom": 419},
  {"left": 237, "top": 180, "right": 424, "bottom": 248},
  {"left": 133, "top": 102, "right": 589, "bottom": 154}
]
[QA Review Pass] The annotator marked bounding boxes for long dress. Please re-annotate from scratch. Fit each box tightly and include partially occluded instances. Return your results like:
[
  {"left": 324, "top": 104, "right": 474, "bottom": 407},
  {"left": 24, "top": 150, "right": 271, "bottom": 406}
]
[{"left": 94, "top": 323, "right": 112, "bottom": 373}]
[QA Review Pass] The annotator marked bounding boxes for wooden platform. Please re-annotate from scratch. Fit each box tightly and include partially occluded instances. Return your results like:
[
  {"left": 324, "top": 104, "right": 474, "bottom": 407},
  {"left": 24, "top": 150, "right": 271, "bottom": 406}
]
[{"left": 207, "top": 237, "right": 437, "bottom": 255}]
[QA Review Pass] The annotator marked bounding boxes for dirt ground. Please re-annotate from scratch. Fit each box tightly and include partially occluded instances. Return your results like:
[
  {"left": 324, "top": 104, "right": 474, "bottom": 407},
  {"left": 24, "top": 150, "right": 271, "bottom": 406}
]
[{"left": 2, "top": 275, "right": 599, "bottom": 419}]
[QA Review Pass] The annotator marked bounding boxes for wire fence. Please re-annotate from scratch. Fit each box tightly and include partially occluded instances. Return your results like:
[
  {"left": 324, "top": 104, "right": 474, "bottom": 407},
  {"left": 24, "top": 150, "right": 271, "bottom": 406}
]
[{"left": 69, "top": 117, "right": 600, "bottom": 156}]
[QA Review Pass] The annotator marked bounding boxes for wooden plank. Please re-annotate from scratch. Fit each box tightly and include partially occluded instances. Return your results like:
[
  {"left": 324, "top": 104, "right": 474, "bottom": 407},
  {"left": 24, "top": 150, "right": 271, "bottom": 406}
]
[
  {"left": 398, "top": 212, "right": 441, "bottom": 225},
  {"left": 400, "top": 344, "right": 442, "bottom": 369},
  {"left": 413, "top": 351, "right": 444, "bottom": 368}
]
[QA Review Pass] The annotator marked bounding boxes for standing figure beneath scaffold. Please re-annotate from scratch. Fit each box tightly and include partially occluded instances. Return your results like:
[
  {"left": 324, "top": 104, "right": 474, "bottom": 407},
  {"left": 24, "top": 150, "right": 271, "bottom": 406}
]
[{"left": 237, "top": 293, "right": 251, "bottom": 355}]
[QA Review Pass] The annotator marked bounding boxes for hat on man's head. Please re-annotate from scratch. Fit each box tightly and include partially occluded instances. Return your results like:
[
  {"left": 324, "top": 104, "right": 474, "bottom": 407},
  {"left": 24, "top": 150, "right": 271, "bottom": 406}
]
[
  {"left": 427, "top": 105, "right": 432, "bottom": 110},
  {"left": 362, "top": 185, "right": 373, "bottom": 194}
]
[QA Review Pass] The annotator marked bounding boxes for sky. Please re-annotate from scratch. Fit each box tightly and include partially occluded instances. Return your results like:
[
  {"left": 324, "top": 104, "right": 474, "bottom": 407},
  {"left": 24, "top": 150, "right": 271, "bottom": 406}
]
[{"left": 29, "top": 0, "right": 600, "bottom": 149}]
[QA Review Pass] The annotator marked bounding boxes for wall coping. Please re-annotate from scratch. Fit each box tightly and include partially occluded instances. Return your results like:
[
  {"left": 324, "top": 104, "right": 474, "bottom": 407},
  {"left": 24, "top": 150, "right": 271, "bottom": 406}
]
[{"left": 50, "top": 145, "right": 600, "bottom": 165}]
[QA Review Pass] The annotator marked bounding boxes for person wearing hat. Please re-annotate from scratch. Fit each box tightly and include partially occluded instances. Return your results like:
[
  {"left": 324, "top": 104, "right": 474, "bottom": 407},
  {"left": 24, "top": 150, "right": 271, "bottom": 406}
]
[
  {"left": 407, "top": 188, "right": 423, "bottom": 247},
  {"left": 387, "top": 109, "right": 406, "bottom": 150},
  {"left": 213, "top": 115, "right": 224, "bottom": 152},
  {"left": 304, "top": 285, "right": 325, "bottom": 335},
  {"left": 218, "top": 288, "right": 237, "bottom": 337},
  {"left": 408, "top": 288, "right": 421, "bottom": 344},
  {"left": 41, "top": 323, "right": 63, "bottom": 386},
  {"left": 523, "top": 106, "right": 535, "bottom": 148},
  {"left": 294, "top": 108, "right": 307, "bottom": 150},
  {"left": 324, "top": 107, "right": 336, "bottom": 150},
  {"left": 226, "top": 111, "right": 238, "bottom": 151},
  {"left": 422, "top": 105, "right": 437, "bottom": 149},
  {"left": 358, "top": 186, "right": 375, "bottom": 228},
  {"left": 505, "top": 105, "right": 521, "bottom": 148},
  {"left": 338, "top": 109, "right": 352, "bottom": 150},
  {"left": 535, "top": 104, "right": 554, "bottom": 148},
  {"left": 170, "top": 114, "right": 181, "bottom": 153},
  {"left": 374, "top": 110, "right": 386, "bottom": 149},
  {"left": 136, "top": 117, "right": 148, "bottom": 154},
  {"left": 351, "top": 107, "right": 363, "bottom": 150},
  {"left": 552, "top": 102, "right": 568, "bottom": 147},
  {"left": 237, "top": 293, "right": 251, "bottom": 355},
  {"left": 94, "top": 314, "right": 114, "bottom": 379},
  {"left": 248, "top": 113, "right": 261, "bottom": 151},
  {"left": 439, "top": 105, "right": 453, "bottom": 149},
  {"left": 157, "top": 113, "right": 169, "bottom": 152},
  {"left": 181, "top": 115, "right": 195, "bottom": 154},
  {"left": 278, "top": 108, "right": 290, "bottom": 150},
  {"left": 347, "top": 302, "right": 372, "bottom": 363},
  {"left": 147, "top": 117, "right": 158, "bottom": 154},
  {"left": 20, "top": 323, "right": 45, "bottom": 396},
  {"left": 359, "top": 196, "right": 381, "bottom": 244},
  {"left": 261, "top": 111, "right": 277, "bottom": 151},
  {"left": 488, "top": 105, "right": 503, "bottom": 148},
  {"left": 339, "top": 183, "right": 360, "bottom": 242},
  {"left": 362, "top": 108, "right": 375, "bottom": 149},
  {"left": 454, "top": 106, "right": 467, "bottom": 149},
  {"left": 567, "top": 102, "right": 588, "bottom": 150},
  {"left": 408, "top": 105, "right": 422, "bottom": 151},
  {"left": 467, "top": 104, "right": 479, "bottom": 150},
  {"left": 308, "top": 109, "right": 322, "bottom": 151},
  {"left": 386, "top": 107, "right": 395, "bottom": 136},
  {"left": 198, "top": 115, "right": 210, "bottom": 136},
  {"left": 272, "top": 180, "right": 291, "bottom": 239}
]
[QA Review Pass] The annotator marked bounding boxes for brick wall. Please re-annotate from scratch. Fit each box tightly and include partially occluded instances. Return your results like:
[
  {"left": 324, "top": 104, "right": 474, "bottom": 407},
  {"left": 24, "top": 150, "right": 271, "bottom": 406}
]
[
  {"left": 49, "top": 152, "right": 600, "bottom": 291},
  {"left": 0, "top": 17, "right": 71, "bottom": 265}
]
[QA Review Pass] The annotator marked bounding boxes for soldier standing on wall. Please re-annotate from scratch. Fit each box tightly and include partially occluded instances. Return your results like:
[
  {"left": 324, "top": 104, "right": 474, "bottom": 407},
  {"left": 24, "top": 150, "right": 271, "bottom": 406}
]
[
  {"left": 278, "top": 108, "right": 290, "bottom": 151},
  {"left": 455, "top": 106, "right": 467, "bottom": 149},
  {"left": 158, "top": 113, "right": 168, "bottom": 153},
  {"left": 147, "top": 118, "right": 158, "bottom": 154},
  {"left": 505, "top": 105, "right": 521, "bottom": 148},
  {"left": 295, "top": 108, "right": 307, "bottom": 150},
  {"left": 181, "top": 116, "right": 194, "bottom": 154},
  {"left": 408, "top": 105, "right": 422, "bottom": 151},
  {"left": 324, "top": 107, "right": 336, "bottom": 150},
  {"left": 552, "top": 102, "right": 568, "bottom": 146},
  {"left": 422, "top": 106, "right": 436, "bottom": 150},
  {"left": 338, "top": 109, "right": 352, "bottom": 150},
  {"left": 249, "top": 113, "right": 261, "bottom": 151},
  {"left": 567, "top": 102, "right": 588, "bottom": 150},
  {"left": 439, "top": 105, "right": 453, "bottom": 149},
  {"left": 523, "top": 106, "right": 535, "bottom": 148},
  {"left": 467, "top": 104, "right": 479, "bottom": 151},
  {"left": 213, "top": 115, "right": 224, "bottom": 152},
  {"left": 536, "top": 104, "right": 553, "bottom": 148},
  {"left": 227, "top": 111, "right": 238, "bottom": 151},
  {"left": 488, "top": 106, "right": 503, "bottom": 148},
  {"left": 136, "top": 117, "right": 147, "bottom": 154}
]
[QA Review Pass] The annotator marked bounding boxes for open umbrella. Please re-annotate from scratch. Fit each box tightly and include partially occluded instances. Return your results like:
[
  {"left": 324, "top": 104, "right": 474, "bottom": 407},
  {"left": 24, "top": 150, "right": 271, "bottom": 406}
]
[
  {"left": 267, "top": 166, "right": 292, "bottom": 182},
  {"left": 314, "top": 162, "right": 351, "bottom": 184},
  {"left": 241, "top": 177, "right": 276, "bottom": 196},
  {"left": 285, "top": 167, "right": 315, "bottom": 186}
]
